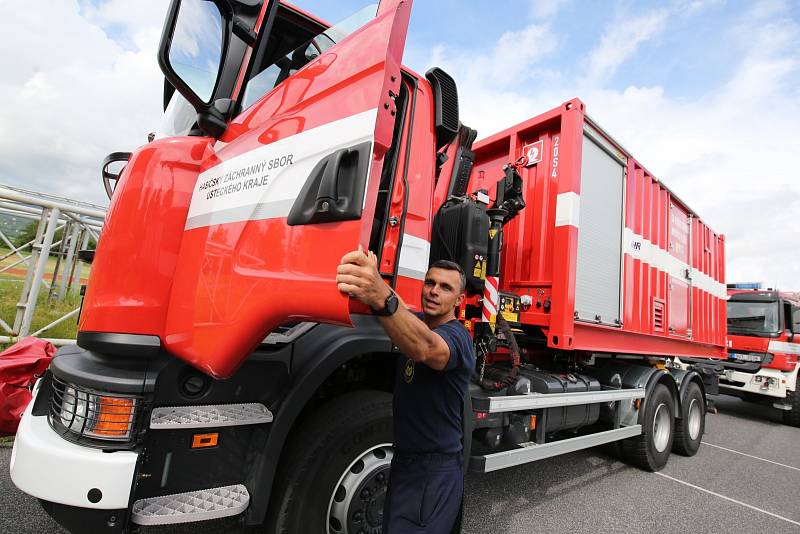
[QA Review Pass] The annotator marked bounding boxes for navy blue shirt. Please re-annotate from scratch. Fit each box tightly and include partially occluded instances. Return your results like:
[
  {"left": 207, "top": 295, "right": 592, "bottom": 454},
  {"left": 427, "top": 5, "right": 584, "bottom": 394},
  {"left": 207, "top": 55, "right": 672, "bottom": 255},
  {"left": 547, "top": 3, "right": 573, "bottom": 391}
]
[{"left": 392, "top": 314, "right": 474, "bottom": 453}]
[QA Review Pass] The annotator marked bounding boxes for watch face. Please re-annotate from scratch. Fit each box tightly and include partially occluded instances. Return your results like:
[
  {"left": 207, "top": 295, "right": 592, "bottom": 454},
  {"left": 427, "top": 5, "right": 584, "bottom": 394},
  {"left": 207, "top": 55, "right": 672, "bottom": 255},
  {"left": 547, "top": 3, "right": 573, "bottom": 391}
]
[
  {"left": 374, "top": 293, "right": 398, "bottom": 316},
  {"left": 386, "top": 294, "right": 399, "bottom": 314}
]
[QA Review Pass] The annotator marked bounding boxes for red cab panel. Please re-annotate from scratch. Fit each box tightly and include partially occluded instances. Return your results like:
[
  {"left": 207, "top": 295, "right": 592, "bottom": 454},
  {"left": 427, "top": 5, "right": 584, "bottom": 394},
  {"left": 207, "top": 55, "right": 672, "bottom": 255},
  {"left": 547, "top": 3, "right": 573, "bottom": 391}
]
[
  {"left": 81, "top": 1, "right": 413, "bottom": 378},
  {"left": 79, "top": 137, "right": 213, "bottom": 335},
  {"left": 727, "top": 289, "right": 800, "bottom": 372}
]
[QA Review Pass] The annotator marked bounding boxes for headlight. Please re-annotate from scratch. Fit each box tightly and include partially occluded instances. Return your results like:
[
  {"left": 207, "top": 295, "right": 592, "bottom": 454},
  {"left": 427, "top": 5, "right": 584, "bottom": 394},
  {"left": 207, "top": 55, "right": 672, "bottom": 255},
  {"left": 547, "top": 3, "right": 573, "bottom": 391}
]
[
  {"left": 59, "top": 386, "right": 88, "bottom": 431},
  {"left": 51, "top": 379, "right": 138, "bottom": 443}
]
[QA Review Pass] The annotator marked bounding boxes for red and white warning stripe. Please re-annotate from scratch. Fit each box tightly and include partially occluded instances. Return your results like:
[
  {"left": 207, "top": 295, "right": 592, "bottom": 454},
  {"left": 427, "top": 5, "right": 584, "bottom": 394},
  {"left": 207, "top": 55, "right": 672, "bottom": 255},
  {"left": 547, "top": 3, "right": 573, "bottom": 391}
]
[{"left": 482, "top": 276, "right": 499, "bottom": 323}]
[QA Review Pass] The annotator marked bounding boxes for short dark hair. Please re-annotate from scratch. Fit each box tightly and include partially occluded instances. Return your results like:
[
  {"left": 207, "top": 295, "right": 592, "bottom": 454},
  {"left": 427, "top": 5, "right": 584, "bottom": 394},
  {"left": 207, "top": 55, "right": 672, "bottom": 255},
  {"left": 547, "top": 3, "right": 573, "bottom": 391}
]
[{"left": 429, "top": 259, "right": 466, "bottom": 293}]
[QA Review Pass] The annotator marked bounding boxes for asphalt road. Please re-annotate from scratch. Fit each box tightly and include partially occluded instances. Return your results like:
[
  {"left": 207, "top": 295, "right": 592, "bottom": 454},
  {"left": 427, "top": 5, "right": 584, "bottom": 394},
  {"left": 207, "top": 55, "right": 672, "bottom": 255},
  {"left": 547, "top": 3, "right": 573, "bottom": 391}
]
[{"left": 2, "top": 394, "right": 799, "bottom": 534}]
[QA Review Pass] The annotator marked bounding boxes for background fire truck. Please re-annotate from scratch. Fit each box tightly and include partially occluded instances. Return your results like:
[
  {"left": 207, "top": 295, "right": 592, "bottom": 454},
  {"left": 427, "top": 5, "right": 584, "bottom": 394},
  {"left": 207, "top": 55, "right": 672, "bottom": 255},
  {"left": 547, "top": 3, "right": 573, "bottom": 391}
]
[
  {"left": 10, "top": 1, "right": 726, "bottom": 532},
  {"left": 719, "top": 284, "right": 799, "bottom": 425}
]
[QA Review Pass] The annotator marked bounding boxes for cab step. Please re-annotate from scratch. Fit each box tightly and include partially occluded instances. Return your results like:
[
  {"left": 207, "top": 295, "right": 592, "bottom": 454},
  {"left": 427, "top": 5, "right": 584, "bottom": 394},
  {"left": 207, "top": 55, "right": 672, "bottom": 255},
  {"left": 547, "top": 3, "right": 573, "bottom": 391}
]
[
  {"left": 131, "top": 484, "right": 250, "bottom": 526},
  {"left": 150, "top": 403, "right": 273, "bottom": 430}
]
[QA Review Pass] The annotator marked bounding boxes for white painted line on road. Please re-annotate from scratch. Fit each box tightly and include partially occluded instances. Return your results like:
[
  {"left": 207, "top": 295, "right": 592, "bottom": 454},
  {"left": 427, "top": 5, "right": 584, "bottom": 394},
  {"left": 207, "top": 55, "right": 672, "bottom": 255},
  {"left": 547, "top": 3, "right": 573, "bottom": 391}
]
[
  {"left": 655, "top": 472, "right": 800, "bottom": 528},
  {"left": 703, "top": 442, "right": 800, "bottom": 473}
]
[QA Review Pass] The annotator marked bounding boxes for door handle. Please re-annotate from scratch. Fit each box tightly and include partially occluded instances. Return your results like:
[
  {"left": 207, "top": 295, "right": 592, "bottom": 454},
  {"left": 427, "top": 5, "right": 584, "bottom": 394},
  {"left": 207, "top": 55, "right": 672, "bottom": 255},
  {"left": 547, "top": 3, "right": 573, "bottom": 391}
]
[{"left": 288, "top": 141, "right": 372, "bottom": 225}]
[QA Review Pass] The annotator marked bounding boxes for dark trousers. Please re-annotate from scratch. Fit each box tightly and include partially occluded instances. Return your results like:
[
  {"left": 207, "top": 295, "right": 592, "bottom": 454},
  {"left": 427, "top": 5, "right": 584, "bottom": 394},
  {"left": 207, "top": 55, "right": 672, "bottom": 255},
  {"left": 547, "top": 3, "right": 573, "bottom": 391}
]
[{"left": 383, "top": 451, "right": 463, "bottom": 534}]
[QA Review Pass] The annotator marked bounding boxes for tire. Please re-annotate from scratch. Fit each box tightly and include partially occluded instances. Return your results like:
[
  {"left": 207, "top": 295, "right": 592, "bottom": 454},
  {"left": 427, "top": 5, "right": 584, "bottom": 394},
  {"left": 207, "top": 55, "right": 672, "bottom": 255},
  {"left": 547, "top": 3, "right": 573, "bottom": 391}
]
[
  {"left": 782, "top": 388, "right": 800, "bottom": 427},
  {"left": 672, "top": 382, "right": 705, "bottom": 456},
  {"left": 265, "top": 390, "right": 394, "bottom": 534},
  {"left": 621, "top": 383, "right": 674, "bottom": 471}
]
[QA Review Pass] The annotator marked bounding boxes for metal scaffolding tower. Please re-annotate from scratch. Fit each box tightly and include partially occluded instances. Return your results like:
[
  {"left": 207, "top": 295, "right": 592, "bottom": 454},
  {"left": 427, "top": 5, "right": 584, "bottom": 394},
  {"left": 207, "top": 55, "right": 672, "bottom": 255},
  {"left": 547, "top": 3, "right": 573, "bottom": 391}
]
[{"left": 0, "top": 185, "right": 106, "bottom": 345}]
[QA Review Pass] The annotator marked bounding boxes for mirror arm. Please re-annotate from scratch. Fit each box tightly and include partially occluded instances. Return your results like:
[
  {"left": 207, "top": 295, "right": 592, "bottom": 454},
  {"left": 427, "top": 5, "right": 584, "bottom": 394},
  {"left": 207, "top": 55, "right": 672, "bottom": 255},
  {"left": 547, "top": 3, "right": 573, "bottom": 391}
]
[
  {"left": 197, "top": 99, "right": 236, "bottom": 139},
  {"left": 232, "top": 17, "right": 257, "bottom": 46}
]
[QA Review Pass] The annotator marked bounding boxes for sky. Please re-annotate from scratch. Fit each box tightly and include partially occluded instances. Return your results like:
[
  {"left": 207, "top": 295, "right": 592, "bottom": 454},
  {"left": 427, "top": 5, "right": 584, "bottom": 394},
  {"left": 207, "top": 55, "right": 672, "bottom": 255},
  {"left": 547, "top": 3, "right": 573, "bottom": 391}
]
[{"left": 0, "top": 0, "right": 798, "bottom": 289}]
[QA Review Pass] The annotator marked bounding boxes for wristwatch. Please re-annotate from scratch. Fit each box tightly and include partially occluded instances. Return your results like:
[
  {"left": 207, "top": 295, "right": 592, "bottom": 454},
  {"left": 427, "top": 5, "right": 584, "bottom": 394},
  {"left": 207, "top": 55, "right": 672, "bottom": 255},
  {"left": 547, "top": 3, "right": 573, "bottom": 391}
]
[{"left": 372, "top": 290, "right": 399, "bottom": 317}]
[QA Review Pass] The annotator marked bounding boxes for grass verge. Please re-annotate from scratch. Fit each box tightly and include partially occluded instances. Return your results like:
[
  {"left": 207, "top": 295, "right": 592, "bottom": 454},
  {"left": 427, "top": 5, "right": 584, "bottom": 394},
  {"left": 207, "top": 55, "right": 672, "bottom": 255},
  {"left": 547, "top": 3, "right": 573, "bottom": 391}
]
[{"left": 0, "top": 281, "right": 81, "bottom": 342}]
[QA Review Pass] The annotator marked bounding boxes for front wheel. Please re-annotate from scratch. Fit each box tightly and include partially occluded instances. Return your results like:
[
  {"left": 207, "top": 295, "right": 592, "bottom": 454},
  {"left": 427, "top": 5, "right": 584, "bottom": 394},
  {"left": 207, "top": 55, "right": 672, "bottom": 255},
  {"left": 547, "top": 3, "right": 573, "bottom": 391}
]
[
  {"left": 673, "top": 382, "right": 705, "bottom": 456},
  {"left": 782, "top": 388, "right": 800, "bottom": 427},
  {"left": 621, "top": 383, "right": 674, "bottom": 471},
  {"left": 265, "top": 390, "right": 394, "bottom": 534}
]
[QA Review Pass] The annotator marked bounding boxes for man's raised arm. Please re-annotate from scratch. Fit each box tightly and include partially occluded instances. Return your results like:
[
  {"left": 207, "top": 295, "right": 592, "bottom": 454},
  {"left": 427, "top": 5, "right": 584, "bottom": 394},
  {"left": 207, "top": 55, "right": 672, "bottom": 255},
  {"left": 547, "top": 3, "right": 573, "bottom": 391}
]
[{"left": 335, "top": 248, "right": 451, "bottom": 371}]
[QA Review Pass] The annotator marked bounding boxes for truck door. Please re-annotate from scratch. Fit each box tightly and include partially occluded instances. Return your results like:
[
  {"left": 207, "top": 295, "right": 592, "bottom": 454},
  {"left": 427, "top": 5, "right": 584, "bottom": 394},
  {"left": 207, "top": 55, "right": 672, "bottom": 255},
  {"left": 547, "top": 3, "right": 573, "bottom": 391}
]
[
  {"left": 164, "top": 1, "right": 412, "bottom": 378},
  {"left": 668, "top": 203, "right": 692, "bottom": 337}
]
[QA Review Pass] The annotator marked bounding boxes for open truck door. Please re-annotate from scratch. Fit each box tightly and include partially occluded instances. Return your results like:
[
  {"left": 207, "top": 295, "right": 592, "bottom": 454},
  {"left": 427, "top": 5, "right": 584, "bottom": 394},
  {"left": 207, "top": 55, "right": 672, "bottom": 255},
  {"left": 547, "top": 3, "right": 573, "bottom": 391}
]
[{"left": 163, "top": 1, "right": 412, "bottom": 377}]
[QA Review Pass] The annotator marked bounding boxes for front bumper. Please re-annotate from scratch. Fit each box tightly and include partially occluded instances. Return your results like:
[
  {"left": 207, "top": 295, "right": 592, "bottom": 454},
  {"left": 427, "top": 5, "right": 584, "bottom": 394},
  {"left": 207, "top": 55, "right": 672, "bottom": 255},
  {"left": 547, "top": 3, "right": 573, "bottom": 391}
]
[
  {"left": 718, "top": 366, "right": 797, "bottom": 400},
  {"left": 10, "top": 381, "right": 139, "bottom": 510}
]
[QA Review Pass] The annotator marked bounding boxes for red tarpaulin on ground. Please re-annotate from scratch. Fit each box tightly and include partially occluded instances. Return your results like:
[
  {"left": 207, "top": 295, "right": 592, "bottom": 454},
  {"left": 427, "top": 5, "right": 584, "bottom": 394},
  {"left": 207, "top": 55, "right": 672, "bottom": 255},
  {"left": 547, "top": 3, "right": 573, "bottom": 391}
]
[{"left": 0, "top": 337, "right": 55, "bottom": 436}]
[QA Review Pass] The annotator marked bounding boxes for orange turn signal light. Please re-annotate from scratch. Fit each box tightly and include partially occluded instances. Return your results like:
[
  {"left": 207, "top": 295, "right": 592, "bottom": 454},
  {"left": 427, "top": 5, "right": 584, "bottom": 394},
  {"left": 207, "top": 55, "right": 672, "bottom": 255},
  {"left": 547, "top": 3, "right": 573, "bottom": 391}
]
[
  {"left": 192, "top": 433, "right": 219, "bottom": 449},
  {"left": 93, "top": 397, "right": 135, "bottom": 437}
]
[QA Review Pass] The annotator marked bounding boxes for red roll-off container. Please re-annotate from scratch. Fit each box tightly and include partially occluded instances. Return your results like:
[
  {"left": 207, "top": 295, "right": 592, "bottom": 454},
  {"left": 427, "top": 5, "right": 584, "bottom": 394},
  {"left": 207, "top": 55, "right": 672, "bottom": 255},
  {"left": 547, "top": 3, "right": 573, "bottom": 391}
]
[{"left": 469, "top": 99, "right": 726, "bottom": 359}]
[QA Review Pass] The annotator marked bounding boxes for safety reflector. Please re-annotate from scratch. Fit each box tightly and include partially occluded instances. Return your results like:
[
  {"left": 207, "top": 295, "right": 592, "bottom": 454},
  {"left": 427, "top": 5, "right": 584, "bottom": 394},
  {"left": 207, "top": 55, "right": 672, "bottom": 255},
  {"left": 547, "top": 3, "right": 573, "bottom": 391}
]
[
  {"left": 192, "top": 433, "right": 219, "bottom": 448},
  {"left": 529, "top": 415, "right": 537, "bottom": 431}
]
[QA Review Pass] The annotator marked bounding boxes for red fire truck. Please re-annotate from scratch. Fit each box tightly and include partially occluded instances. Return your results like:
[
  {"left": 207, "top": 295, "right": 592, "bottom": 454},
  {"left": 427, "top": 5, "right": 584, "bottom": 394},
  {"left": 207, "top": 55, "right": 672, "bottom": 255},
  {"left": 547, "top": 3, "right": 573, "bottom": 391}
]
[
  {"left": 716, "top": 284, "right": 799, "bottom": 425},
  {"left": 10, "top": 1, "right": 725, "bottom": 532}
]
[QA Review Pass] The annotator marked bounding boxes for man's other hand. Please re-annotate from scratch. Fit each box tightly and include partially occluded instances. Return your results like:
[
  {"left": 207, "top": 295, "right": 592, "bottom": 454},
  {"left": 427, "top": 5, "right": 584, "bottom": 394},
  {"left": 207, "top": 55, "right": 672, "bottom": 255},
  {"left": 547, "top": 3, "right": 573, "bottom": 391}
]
[{"left": 336, "top": 245, "right": 391, "bottom": 309}]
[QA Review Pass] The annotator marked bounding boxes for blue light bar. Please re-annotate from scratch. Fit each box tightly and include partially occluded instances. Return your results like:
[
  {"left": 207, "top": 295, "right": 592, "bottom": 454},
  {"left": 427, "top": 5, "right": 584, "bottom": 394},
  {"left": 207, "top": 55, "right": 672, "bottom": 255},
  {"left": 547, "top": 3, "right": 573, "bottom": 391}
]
[{"left": 727, "top": 282, "right": 762, "bottom": 290}]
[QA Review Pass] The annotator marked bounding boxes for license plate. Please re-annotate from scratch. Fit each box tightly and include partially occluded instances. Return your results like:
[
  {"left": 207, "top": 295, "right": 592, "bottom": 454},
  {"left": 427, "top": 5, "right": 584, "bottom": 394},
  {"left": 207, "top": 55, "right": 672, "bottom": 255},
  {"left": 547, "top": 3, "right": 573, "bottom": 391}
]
[{"left": 729, "top": 352, "right": 762, "bottom": 362}]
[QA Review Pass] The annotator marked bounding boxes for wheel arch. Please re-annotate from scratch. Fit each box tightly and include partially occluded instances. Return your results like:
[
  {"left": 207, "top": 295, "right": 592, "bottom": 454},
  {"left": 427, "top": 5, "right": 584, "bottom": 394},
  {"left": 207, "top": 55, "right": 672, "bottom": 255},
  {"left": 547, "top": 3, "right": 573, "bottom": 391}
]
[
  {"left": 641, "top": 370, "right": 680, "bottom": 422},
  {"left": 669, "top": 368, "right": 706, "bottom": 418},
  {"left": 612, "top": 363, "right": 679, "bottom": 425},
  {"left": 586, "top": 360, "right": 680, "bottom": 429},
  {"left": 245, "top": 317, "right": 394, "bottom": 526}
]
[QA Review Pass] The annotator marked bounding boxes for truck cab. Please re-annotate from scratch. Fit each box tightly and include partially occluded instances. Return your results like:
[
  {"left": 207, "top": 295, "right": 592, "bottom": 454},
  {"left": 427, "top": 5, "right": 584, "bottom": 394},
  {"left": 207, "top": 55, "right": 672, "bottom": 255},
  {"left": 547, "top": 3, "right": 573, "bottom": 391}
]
[
  {"left": 12, "top": 2, "right": 438, "bottom": 532},
  {"left": 722, "top": 285, "right": 800, "bottom": 425}
]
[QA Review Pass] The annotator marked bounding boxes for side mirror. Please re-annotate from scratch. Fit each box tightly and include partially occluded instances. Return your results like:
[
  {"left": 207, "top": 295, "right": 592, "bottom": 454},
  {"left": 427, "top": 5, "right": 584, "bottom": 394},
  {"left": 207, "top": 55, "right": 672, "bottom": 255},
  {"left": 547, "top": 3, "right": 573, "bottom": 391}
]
[
  {"left": 102, "top": 152, "right": 132, "bottom": 200},
  {"left": 158, "top": 0, "right": 227, "bottom": 115}
]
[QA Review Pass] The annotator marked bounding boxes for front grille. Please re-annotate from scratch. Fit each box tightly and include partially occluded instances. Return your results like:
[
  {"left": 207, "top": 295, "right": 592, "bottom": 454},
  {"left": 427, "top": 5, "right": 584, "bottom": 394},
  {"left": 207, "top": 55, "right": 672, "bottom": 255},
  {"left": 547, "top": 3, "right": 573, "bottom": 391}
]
[{"left": 48, "top": 374, "right": 147, "bottom": 449}]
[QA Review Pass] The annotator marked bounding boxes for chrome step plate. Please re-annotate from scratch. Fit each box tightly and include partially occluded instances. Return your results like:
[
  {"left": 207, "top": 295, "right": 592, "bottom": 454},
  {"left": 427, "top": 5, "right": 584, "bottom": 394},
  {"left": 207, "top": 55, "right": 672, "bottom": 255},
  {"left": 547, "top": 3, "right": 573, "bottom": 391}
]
[
  {"left": 131, "top": 484, "right": 250, "bottom": 526},
  {"left": 150, "top": 403, "right": 273, "bottom": 430}
]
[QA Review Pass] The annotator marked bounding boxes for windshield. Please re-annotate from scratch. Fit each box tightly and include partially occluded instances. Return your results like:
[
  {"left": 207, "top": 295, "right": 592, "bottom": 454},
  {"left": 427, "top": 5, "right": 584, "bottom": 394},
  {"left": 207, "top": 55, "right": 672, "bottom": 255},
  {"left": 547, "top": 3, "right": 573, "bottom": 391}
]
[
  {"left": 155, "top": 90, "right": 197, "bottom": 139},
  {"left": 727, "top": 300, "right": 780, "bottom": 335},
  {"left": 240, "top": 3, "right": 379, "bottom": 111},
  {"left": 155, "top": 3, "right": 379, "bottom": 139}
]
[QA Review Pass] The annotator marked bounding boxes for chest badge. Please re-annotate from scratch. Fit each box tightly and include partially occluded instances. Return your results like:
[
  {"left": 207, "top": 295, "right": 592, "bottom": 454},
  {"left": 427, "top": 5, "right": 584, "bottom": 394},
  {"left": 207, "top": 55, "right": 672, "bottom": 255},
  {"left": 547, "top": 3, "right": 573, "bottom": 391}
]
[{"left": 404, "top": 358, "right": 415, "bottom": 383}]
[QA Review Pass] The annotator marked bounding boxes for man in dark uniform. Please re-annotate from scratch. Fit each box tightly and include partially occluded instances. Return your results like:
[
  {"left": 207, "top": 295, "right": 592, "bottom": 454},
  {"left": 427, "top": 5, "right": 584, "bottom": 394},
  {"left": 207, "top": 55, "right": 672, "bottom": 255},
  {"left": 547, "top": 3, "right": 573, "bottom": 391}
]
[{"left": 336, "top": 247, "right": 474, "bottom": 534}]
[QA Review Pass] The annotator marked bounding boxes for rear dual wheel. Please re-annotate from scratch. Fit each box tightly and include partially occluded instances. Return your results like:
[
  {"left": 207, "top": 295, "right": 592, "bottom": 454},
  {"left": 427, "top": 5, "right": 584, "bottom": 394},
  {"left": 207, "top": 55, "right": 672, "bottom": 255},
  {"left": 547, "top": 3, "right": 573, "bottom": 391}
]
[
  {"left": 621, "top": 383, "right": 674, "bottom": 471},
  {"left": 673, "top": 382, "right": 705, "bottom": 456}
]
